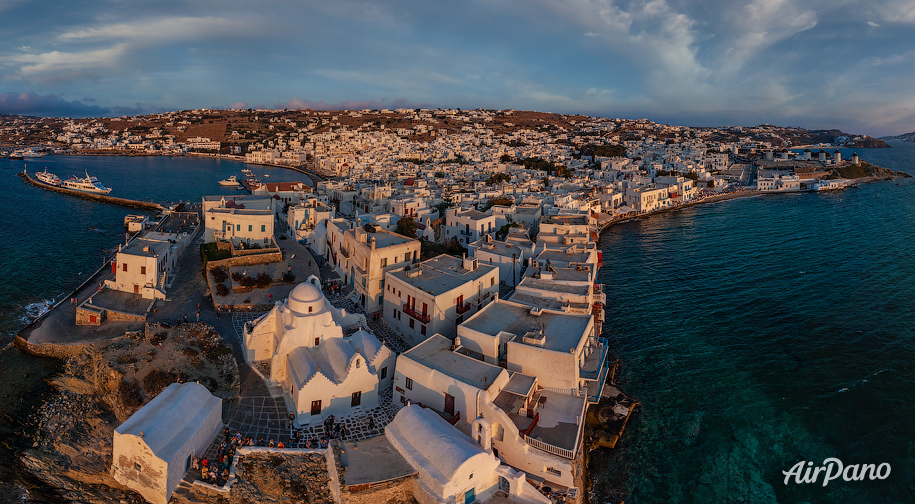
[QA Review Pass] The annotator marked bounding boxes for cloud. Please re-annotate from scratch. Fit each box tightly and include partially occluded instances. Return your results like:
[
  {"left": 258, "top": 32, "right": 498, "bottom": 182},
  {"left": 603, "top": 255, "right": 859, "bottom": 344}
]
[
  {"left": 276, "top": 97, "right": 429, "bottom": 111},
  {"left": 2, "top": 44, "right": 128, "bottom": 84},
  {"left": 229, "top": 101, "right": 248, "bottom": 109},
  {"left": 867, "top": 21, "right": 880, "bottom": 27},
  {"left": 0, "top": 91, "right": 110, "bottom": 116},
  {"left": 57, "top": 16, "right": 254, "bottom": 42}
]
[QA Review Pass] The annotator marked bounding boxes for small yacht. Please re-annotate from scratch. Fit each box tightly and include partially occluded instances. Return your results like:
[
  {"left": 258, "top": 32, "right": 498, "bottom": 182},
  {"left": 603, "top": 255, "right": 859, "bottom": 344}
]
[
  {"left": 62, "top": 170, "right": 112, "bottom": 194},
  {"left": 35, "top": 168, "right": 61, "bottom": 186},
  {"left": 218, "top": 175, "right": 240, "bottom": 186}
]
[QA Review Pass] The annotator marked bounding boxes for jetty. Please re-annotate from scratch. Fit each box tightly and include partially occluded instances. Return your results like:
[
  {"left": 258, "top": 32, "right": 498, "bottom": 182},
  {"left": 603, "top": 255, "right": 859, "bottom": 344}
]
[{"left": 18, "top": 169, "right": 164, "bottom": 211}]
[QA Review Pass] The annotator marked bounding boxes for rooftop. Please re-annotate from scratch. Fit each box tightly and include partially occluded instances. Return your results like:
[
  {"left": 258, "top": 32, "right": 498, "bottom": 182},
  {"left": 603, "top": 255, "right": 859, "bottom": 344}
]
[
  {"left": 403, "top": 334, "right": 505, "bottom": 390},
  {"left": 388, "top": 254, "right": 497, "bottom": 296},
  {"left": 346, "top": 227, "right": 417, "bottom": 250},
  {"left": 460, "top": 299, "right": 592, "bottom": 353}
]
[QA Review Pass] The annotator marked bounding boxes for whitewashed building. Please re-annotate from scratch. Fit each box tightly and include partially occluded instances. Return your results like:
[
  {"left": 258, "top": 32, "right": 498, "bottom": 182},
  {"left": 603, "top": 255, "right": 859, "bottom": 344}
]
[
  {"left": 202, "top": 195, "right": 275, "bottom": 244},
  {"left": 443, "top": 207, "right": 496, "bottom": 246},
  {"left": 112, "top": 382, "right": 222, "bottom": 504},
  {"left": 243, "top": 276, "right": 393, "bottom": 424},
  {"left": 383, "top": 254, "right": 499, "bottom": 346}
]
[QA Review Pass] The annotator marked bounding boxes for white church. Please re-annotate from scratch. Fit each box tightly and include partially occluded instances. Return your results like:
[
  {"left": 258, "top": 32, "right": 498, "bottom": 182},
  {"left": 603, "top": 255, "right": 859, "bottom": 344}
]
[{"left": 243, "top": 275, "right": 395, "bottom": 424}]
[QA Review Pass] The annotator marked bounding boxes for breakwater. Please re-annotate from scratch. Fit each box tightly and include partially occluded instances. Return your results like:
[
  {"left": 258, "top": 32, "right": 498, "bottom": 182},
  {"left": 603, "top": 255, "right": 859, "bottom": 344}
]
[{"left": 18, "top": 170, "right": 164, "bottom": 211}]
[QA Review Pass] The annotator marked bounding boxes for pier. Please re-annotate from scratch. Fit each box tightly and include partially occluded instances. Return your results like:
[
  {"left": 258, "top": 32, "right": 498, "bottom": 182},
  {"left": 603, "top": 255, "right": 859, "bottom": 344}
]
[{"left": 18, "top": 170, "right": 164, "bottom": 211}]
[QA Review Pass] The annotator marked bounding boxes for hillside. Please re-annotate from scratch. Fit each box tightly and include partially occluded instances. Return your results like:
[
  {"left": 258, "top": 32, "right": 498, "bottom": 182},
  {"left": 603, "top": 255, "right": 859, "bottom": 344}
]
[{"left": 880, "top": 131, "right": 915, "bottom": 142}]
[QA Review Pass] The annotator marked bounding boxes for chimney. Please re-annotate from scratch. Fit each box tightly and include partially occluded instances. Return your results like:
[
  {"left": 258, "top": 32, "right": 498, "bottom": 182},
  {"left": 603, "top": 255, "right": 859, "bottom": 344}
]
[{"left": 370, "top": 237, "right": 376, "bottom": 250}]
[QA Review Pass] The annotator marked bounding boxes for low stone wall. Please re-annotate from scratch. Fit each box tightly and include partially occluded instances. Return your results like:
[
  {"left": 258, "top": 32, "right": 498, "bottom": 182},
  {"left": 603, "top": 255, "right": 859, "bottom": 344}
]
[
  {"left": 343, "top": 477, "right": 414, "bottom": 504},
  {"left": 105, "top": 309, "right": 147, "bottom": 322},
  {"left": 206, "top": 251, "right": 283, "bottom": 271},
  {"left": 14, "top": 336, "right": 89, "bottom": 360},
  {"left": 232, "top": 245, "right": 281, "bottom": 257}
]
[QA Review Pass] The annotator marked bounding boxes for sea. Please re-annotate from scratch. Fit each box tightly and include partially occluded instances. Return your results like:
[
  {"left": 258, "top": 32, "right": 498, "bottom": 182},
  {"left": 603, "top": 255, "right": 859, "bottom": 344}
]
[
  {"left": 0, "top": 147, "right": 912, "bottom": 502},
  {"left": 590, "top": 143, "right": 915, "bottom": 503}
]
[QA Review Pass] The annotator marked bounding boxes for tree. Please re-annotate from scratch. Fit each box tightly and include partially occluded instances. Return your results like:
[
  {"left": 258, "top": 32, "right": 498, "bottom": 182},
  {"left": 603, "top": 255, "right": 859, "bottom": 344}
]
[
  {"left": 395, "top": 216, "right": 418, "bottom": 239},
  {"left": 707, "top": 180, "right": 715, "bottom": 188},
  {"left": 499, "top": 153, "right": 513, "bottom": 163}
]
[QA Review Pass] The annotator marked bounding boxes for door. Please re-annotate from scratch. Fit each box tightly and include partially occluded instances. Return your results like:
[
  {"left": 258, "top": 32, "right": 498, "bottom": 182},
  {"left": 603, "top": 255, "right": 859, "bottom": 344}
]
[
  {"left": 444, "top": 393, "right": 455, "bottom": 417},
  {"left": 464, "top": 488, "right": 475, "bottom": 504},
  {"left": 351, "top": 391, "right": 361, "bottom": 407},
  {"left": 311, "top": 400, "right": 321, "bottom": 415},
  {"left": 133, "top": 284, "right": 139, "bottom": 294}
]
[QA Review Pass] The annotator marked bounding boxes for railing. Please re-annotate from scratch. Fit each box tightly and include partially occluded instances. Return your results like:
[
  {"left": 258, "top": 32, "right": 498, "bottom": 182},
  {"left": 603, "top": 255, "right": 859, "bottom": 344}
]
[
  {"left": 460, "top": 229, "right": 473, "bottom": 236},
  {"left": 541, "top": 386, "right": 585, "bottom": 397},
  {"left": 522, "top": 412, "right": 539, "bottom": 437},
  {"left": 402, "top": 303, "right": 430, "bottom": 323},
  {"left": 447, "top": 411, "right": 461, "bottom": 426},
  {"left": 456, "top": 303, "right": 471, "bottom": 315},
  {"left": 339, "top": 246, "right": 350, "bottom": 258},
  {"left": 580, "top": 338, "right": 610, "bottom": 380},
  {"left": 524, "top": 435, "right": 575, "bottom": 460}
]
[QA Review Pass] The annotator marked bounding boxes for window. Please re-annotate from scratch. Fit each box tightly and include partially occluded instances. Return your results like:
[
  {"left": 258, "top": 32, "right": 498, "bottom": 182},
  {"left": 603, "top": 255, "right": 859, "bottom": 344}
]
[
  {"left": 134, "top": 463, "right": 142, "bottom": 472},
  {"left": 140, "top": 266, "right": 146, "bottom": 275},
  {"left": 237, "top": 224, "right": 241, "bottom": 231},
  {"left": 381, "top": 257, "right": 388, "bottom": 267},
  {"left": 400, "top": 395, "right": 407, "bottom": 405},
  {"left": 409, "top": 318, "right": 414, "bottom": 329},
  {"left": 122, "top": 263, "right": 127, "bottom": 272},
  {"left": 248, "top": 225, "right": 252, "bottom": 232},
  {"left": 362, "top": 277, "right": 366, "bottom": 287},
  {"left": 261, "top": 224, "right": 265, "bottom": 232},
  {"left": 380, "top": 366, "right": 388, "bottom": 379},
  {"left": 469, "top": 473, "right": 474, "bottom": 480},
  {"left": 546, "top": 467, "right": 561, "bottom": 476},
  {"left": 421, "top": 325, "right": 426, "bottom": 336},
  {"left": 355, "top": 359, "right": 360, "bottom": 368},
  {"left": 308, "top": 306, "right": 313, "bottom": 313},
  {"left": 490, "top": 277, "right": 495, "bottom": 287},
  {"left": 311, "top": 400, "right": 322, "bottom": 415},
  {"left": 314, "top": 337, "right": 320, "bottom": 346},
  {"left": 405, "top": 377, "right": 413, "bottom": 390}
]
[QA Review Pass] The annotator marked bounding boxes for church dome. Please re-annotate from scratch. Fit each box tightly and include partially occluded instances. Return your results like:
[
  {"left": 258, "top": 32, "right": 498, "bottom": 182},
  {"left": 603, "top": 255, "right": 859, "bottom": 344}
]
[{"left": 287, "top": 280, "right": 323, "bottom": 315}]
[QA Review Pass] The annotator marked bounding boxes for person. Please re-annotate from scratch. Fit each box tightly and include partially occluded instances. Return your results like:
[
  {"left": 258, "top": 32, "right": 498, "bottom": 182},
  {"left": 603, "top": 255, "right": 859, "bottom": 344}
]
[
  {"left": 268, "top": 439, "right": 275, "bottom": 448},
  {"left": 201, "top": 466, "right": 209, "bottom": 481},
  {"left": 369, "top": 417, "right": 376, "bottom": 430},
  {"left": 183, "top": 313, "right": 188, "bottom": 324},
  {"left": 191, "top": 455, "right": 199, "bottom": 470},
  {"left": 196, "top": 311, "right": 200, "bottom": 323},
  {"left": 258, "top": 437, "right": 265, "bottom": 446},
  {"left": 216, "top": 307, "right": 220, "bottom": 319},
  {"left": 277, "top": 441, "right": 284, "bottom": 449}
]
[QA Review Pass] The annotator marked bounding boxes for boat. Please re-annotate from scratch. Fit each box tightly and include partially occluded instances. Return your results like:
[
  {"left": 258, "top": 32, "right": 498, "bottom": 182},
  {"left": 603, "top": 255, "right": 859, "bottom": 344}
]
[
  {"left": 218, "top": 175, "right": 240, "bottom": 186},
  {"left": 11, "top": 149, "right": 42, "bottom": 159},
  {"left": 263, "top": 174, "right": 270, "bottom": 177},
  {"left": 35, "top": 168, "right": 61, "bottom": 186},
  {"left": 241, "top": 168, "right": 253, "bottom": 175},
  {"left": 62, "top": 170, "right": 112, "bottom": 194}
]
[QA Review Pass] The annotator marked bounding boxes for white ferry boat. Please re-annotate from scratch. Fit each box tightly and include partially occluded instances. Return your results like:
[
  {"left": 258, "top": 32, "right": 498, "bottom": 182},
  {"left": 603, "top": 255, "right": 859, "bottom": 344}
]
[
  {"left": 35, "top": 168, "right": 61, "bottom": 186},
  {"left": 11, "top": 149, "right": 42, "bottom": 159},
  {"left": 218, "top": 175, "right": 240, "bottom": 186},
  {"left": 62, "top": 170, "right": 112, "bottom": 194}
]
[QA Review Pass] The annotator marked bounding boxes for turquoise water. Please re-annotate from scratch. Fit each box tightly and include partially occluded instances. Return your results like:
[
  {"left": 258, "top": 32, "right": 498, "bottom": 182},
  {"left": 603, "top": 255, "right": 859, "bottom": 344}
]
[{"left": 593, "top": 143, "right": 915, "bottom": 503}]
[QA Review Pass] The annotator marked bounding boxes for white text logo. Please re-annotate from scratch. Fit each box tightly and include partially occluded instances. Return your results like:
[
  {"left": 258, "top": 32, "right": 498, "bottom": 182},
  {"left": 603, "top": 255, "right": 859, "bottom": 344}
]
[{"left": 782, "top": 458, "right": 890, "bottom": 486}]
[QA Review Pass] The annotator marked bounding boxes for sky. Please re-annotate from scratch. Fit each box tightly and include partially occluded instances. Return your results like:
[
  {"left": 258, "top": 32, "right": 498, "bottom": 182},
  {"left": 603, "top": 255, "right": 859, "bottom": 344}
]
[{"left": 1, "top": 0, "right": 914, "bottom": 136}]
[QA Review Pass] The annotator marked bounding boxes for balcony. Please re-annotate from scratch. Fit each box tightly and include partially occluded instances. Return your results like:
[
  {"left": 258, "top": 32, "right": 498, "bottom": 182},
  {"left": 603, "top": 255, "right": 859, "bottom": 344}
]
[
  {"left": 402, "top": 303, "right": 430, "bottom": 324},
  {"left": 456, "top": 303, "right": 472, "bottom": 315},
  {"left": 460, "top": 229, "right": 474, "bottom": 237},
  {"left": 339, "top": 247, "right": 350, "bottom": 258}
]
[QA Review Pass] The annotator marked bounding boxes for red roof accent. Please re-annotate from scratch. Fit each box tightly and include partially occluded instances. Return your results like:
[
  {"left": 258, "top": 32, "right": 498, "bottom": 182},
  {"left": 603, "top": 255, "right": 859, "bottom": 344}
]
[
  {"left": 225, "top": 200, "right": 245, "bottom": 209},
  {"left": 404, "top": 178, "right": 415, "bottom": 186}
]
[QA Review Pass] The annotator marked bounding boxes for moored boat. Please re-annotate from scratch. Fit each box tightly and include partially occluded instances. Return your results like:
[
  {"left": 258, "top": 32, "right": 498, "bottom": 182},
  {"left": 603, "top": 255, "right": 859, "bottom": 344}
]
[
  {"left": 35, "top": 168, "right": 62, "bottom": 186},
  {"left": 218, "top": 175, "right": 240, "bottom": 186},
  {"left": 62, "top": 170, "right": 112, "bottom": 194}
]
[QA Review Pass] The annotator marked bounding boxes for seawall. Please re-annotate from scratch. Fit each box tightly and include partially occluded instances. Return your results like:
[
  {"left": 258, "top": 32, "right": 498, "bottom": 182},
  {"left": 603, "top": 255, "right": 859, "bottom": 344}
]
[{"left": 18, "top": 170, "right": 164, "bottom": 211}]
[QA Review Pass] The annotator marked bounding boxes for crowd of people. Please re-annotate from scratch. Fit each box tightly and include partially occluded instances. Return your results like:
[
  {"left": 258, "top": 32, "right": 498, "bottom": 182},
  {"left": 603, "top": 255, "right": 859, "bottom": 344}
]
[{"left": 192, "top": 420, "right": 355, "bottom": 487}]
